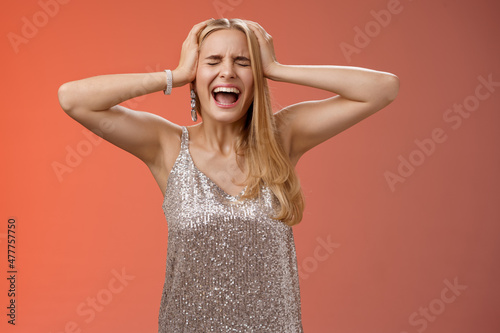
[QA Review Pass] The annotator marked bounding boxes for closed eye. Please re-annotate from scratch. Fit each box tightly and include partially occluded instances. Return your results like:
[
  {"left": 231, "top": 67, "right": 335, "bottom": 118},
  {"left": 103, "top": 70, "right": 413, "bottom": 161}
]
[
  {"left": 205, "top": 54, "right": 250, "bottom": 66},
  {"left": 208, "top": 62, "right": 249, "bottom": 66}
]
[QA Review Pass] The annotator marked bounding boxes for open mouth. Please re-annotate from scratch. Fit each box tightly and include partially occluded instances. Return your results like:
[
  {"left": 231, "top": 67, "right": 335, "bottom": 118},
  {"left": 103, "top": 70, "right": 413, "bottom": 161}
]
[{"left": 212, "top": 86, "right": 241, "bottom": 107}]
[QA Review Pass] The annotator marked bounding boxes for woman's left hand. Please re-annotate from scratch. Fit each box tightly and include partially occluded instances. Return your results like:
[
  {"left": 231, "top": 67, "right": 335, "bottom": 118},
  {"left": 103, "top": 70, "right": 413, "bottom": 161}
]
[{"left": 245, "top": 21, "right": 280, "bottom": 79}]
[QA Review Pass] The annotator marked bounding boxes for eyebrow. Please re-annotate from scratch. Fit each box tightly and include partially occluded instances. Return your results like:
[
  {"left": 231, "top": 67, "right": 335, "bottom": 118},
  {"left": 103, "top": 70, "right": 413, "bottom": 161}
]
[{"left": 205, "top": 55, "right": 250, "bottom": 62}]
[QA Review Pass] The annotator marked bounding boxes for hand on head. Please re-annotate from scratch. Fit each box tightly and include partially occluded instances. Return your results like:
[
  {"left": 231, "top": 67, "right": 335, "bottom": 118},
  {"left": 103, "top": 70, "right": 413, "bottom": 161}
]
[
  {"left": 174, "top": 19, "right": 214, "bottom": 87},
  {"left": 174, "top": 18, "right": 279, "bottom": 89},
  {"left": 244, "top": 20, "right": 279, "bottom": 79}
]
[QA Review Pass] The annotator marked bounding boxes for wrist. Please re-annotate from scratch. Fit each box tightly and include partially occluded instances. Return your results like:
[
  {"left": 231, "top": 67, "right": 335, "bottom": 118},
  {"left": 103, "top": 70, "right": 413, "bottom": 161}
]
[
  {"left": 163, "top": 70, "right": 173, "bottom": 95},
  {"left": 171, "top": 68, "right": 190, "bottom": 88},
  {"left": 266, "top": 62, "right": 284, "bottom": 81}
]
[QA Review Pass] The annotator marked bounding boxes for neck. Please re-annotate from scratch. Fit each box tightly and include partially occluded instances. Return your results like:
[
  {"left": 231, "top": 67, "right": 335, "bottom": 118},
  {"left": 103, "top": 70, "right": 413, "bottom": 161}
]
[{"left": 194, "top": 116, "right": 247, "bottom": 156}]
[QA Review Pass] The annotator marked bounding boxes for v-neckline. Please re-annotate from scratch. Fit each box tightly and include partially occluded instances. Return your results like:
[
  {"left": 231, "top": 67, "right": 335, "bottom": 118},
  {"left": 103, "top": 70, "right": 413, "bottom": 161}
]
[{"left": 184, "top": 127, "right": 247, "bottom": 199}]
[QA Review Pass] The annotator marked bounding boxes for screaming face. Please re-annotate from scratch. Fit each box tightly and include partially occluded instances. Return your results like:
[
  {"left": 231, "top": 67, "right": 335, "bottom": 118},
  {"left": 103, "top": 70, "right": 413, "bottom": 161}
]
[{"left": 194, "top": 29, "right": 254, "bottom": 124}]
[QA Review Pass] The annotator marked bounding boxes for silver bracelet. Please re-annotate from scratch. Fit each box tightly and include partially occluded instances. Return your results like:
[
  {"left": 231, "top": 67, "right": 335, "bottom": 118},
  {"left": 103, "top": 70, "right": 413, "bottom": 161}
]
[{"left": 164, "top": 69, "right": 172, "bottom": 95}]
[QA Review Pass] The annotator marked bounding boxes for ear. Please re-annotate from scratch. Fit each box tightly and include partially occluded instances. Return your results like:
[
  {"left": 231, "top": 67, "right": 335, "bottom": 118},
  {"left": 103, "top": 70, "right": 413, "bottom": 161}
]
[{"left": 189, "top": 81, "right": 197, "bottom": 94}]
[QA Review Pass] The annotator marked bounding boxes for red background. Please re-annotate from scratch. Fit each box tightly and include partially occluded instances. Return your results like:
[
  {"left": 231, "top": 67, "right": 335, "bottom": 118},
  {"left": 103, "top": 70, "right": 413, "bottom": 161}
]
[{"left": 2, "top": 0, "right": 500, "bottom": 332}]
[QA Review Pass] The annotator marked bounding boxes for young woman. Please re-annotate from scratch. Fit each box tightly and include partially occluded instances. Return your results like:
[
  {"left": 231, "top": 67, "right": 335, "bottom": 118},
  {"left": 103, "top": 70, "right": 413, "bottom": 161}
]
[{"left": 58, "top": 18, "right": 399, "bottom": 333}]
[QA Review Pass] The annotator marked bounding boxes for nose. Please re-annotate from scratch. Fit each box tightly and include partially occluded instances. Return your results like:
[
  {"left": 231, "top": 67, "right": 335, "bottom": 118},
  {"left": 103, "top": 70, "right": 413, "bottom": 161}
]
[{"left": 219, "top": 60, "right": 236, "bottom": 78}]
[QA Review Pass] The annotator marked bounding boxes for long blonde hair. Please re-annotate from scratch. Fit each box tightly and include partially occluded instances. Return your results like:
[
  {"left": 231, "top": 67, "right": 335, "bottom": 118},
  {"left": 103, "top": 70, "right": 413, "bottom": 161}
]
[{"left": 195, "top": 18, "right": 305, "bottom": 226}]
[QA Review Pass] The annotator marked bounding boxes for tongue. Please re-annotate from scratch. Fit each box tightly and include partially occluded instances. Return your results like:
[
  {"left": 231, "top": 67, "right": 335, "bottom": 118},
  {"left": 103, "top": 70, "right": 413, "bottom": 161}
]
[{"left": 215, "top": 92, "right": 238, "bottom": 105}]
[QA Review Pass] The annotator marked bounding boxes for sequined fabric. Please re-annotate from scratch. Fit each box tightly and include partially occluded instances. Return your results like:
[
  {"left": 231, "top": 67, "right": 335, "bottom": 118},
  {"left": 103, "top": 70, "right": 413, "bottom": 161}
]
[{"left": 159, "top": 126, "right": 303, "bottom": 332}]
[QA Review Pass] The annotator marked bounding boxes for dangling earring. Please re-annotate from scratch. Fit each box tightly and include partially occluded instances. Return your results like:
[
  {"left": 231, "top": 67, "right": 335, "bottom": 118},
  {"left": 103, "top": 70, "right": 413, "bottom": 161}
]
[{"left": 190, "top": 89, "right": 197, "bottom": 122}]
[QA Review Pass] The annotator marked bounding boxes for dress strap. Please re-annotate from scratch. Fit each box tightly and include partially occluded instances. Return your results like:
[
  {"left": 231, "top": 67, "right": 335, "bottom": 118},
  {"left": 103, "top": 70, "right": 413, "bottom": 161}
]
[{"left": 180, "top": 126, "right": 189, "bottom": 151}]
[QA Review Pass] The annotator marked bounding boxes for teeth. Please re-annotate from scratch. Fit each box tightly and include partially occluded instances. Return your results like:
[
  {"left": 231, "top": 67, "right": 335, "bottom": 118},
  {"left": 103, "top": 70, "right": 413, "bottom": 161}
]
[{"left": 213, "top": 86, "right": 241, "bottom": 94}]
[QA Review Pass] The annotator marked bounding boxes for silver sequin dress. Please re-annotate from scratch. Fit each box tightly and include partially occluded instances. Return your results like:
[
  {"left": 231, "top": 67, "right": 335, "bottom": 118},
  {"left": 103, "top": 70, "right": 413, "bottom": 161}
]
[{"left": 159, "top": 126, "right": 303, "bottom": 332}]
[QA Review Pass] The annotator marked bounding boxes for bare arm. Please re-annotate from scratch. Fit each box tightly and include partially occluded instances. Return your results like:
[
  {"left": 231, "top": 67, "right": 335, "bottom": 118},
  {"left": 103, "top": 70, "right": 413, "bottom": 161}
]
[
  {"left": 59, "top": 72, "right": 170, "bottom": 112},
  {"left": 57, "top": 20, "right": 211, "bottom": 167},
  {"left": 270, "top": 64, "right": 399, "bottom": 159},
  {"left": 58, "top": 72, "right": 174, "bottom": 166},
  {"left": 246, "top": 21, "right": 399, "bottom": 162},
  {"left": 268, "top": 64, "right": 398, "bottom": 105}
]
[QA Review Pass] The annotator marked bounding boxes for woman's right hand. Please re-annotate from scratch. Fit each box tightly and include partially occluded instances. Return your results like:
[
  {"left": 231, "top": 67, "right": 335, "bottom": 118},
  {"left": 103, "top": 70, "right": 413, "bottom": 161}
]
[{"left": 173, "top": 19, "right": 213, "bottom": 87}]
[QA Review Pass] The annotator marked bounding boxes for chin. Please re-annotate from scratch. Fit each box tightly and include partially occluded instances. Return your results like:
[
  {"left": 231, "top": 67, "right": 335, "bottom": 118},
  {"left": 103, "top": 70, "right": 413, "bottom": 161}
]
[{"left": 209, "top": 109, "right": 248, "bottom": 125}]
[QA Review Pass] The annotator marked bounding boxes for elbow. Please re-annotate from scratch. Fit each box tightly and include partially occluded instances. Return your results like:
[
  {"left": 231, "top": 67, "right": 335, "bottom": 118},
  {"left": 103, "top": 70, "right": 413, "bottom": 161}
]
[
  {"left": 368, "top": 74, "right": 399, "bottom": 111},
  {"left": 383, "top": 74, "right": 400, "bottom": 103},
  {"left": 58, "top": 82, "right": 76, "bottom": 114}
]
